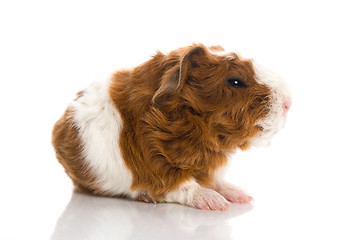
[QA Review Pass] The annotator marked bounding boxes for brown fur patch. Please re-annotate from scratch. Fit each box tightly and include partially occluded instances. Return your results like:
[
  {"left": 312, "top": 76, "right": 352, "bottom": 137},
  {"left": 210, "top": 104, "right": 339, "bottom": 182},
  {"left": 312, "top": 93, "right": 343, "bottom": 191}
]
[
  {"left": 109, "top": 44, "right": 271, "bottom": 200},
  {"left": 52, "top": 108, "right": 101, "bottom": 194},
  {"left": 208, "top": 45, "right": 225, "bottom": 52}
]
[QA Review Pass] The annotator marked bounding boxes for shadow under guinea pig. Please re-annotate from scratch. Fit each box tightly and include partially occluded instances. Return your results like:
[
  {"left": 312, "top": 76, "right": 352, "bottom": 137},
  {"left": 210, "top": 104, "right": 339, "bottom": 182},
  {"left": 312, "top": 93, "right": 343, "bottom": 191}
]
[{"left": 50, "top": 191, "right": 253, "bottom": 240}]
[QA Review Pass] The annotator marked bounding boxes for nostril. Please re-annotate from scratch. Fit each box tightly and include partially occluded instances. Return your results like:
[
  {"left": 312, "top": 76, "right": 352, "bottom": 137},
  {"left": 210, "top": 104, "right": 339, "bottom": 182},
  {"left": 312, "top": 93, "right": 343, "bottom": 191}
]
[{"left": 282, "top": 99, "right": 291, "bottom": 112}]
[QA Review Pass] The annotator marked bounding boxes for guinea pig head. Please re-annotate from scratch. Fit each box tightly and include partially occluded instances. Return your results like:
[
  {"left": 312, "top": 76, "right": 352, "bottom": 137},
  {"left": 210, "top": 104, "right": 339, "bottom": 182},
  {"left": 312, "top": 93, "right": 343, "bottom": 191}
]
[{"left": 152, "top": 44, "right": 291, "bottom": 151}]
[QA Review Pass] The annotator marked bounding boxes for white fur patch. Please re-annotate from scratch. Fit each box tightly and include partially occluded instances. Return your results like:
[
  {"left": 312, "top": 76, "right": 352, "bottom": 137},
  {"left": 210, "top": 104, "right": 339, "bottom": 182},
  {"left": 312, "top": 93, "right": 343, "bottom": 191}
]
[
  {"left": 165, "top": 179, "right": 229, "bottom": 210},
  {"left": 70, "top": 75, "right": 138, "bottom": 198},
  {"left": 165, "top": 180, "right": 198, "bottom": 205},
  {"left": 208, "top": 47, "right": 237, "bottom": 59},
  {"left": 251, "top": 60, "right": 291, "bottom": 147}
]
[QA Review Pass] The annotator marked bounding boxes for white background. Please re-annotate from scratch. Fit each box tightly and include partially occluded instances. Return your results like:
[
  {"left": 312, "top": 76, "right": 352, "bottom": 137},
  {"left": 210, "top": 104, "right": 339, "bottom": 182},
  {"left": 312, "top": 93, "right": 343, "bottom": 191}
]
[{"left": 1, "top": 0, "right": 360, "bottom": 239}]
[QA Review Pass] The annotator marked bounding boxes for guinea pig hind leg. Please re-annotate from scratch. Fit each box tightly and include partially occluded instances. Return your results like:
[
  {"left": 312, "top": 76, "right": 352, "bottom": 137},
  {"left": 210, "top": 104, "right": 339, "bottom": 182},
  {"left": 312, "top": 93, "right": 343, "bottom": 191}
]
[
  {"left": 165, "top": 179, "right": 230, "bottom": 211},
  {"left": 212, "top": 182, "right": 254, "bottom": 204},
  {"left": 137, "top": 192, "right": 157, "bottom": 204}
]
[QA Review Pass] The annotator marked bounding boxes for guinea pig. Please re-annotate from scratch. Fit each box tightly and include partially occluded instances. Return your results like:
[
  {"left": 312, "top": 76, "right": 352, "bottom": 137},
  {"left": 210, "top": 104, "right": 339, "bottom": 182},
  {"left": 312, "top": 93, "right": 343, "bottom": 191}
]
[{"left": 52, "top": 44, "right": 291, "bottom": 210}]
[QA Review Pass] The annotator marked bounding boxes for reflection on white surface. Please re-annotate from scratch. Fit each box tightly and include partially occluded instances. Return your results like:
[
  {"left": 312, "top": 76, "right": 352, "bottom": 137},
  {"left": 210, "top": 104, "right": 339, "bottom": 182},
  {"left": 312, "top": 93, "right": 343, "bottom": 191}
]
[{"left": 51, "top": 191, "right": 253, "bottom": 240}]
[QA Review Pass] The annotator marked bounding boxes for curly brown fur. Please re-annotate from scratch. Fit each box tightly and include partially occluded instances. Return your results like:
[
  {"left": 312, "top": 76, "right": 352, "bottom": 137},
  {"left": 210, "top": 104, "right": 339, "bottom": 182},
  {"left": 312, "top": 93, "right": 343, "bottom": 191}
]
[{"left": 108, "top": 44, "right": 271, "bottom": 200}]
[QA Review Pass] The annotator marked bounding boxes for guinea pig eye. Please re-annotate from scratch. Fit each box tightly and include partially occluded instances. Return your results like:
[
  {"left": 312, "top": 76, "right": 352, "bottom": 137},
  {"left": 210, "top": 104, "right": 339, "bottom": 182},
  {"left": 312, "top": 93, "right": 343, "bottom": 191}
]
[{"left": 226, "top": 77, "right": 247, "bottom": 89}]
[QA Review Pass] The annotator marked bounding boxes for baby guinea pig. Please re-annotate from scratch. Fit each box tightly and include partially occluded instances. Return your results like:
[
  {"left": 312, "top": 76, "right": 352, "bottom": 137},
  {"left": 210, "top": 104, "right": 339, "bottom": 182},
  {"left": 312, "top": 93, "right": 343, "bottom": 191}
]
[{"left": 52, "top": 44, "right": 291, "bottom": 210}]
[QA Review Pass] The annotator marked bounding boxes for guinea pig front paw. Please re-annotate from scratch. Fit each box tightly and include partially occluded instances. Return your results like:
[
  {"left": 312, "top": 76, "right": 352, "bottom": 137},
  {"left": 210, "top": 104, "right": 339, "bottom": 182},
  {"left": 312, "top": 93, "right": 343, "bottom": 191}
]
[
  {"left": 190, "top": 187, "right": 230, "bottom": 211},
  {"left": 213, "top": 183, "right": 254, "bottom": 204}
]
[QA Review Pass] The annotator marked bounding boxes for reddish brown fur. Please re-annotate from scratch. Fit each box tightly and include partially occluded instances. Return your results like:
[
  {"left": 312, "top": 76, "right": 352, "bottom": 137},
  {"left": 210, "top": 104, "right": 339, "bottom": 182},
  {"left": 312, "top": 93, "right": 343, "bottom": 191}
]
[
  {"left": 109, "top": 44, "right": 271, "bottom": 200},
  {"left": 52, "top": 109, "right": 100, "bottom": 194}
]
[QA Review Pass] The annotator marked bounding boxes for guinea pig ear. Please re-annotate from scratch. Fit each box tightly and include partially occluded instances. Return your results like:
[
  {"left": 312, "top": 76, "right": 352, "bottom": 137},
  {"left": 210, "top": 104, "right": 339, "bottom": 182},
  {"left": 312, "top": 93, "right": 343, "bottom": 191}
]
[{"left": 152, "top": 46, "right": 205, "bottom": 105}]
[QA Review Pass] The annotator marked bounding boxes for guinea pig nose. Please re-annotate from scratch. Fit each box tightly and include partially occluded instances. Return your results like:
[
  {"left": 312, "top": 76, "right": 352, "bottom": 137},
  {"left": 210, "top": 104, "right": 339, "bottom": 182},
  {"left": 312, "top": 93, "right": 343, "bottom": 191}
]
[{"left": 282, "top": 99, "right": 291, "bottom": 112}]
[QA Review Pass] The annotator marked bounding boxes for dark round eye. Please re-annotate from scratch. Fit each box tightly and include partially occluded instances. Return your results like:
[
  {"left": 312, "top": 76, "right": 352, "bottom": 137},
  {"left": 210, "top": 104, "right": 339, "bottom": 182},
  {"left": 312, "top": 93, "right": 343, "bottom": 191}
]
[{"left": 226, "top": 77, "right": 247, "bottom": 89}]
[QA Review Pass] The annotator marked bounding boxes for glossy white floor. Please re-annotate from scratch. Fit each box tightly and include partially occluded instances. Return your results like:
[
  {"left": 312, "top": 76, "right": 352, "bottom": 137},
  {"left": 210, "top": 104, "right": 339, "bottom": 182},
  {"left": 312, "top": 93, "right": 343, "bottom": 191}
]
[{"left": 1, "top": 1, "right": 360, "bottom": 239}]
